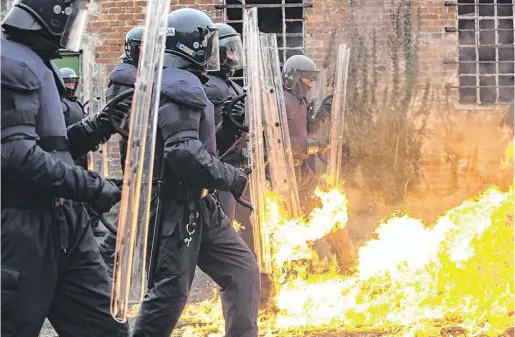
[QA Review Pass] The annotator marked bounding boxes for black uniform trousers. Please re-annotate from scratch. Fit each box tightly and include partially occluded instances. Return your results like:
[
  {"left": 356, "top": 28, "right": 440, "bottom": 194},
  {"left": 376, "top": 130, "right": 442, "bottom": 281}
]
[
  {"left": 1, "top": 201, "right": 128, "bottom": 337},
  {"left": 133, "top": 193, "right": 260, "bottom": 337}
]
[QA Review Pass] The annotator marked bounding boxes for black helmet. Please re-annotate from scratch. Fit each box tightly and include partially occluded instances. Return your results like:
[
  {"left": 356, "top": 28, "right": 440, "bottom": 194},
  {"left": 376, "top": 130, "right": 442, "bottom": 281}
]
[
  {"left": 59, "top": 67, "right": 79, "bottom": 98},
  {"left": 121, "top": 26, "right": 144, "bottom": 65},
  {"left": 1, "top": 0, "right": 91, "bottom": 52},
  {"left": 163, "top": 8, "right": 220, "bottom": 72},
  {"left": 214, "top": 23, "right": 244, "bottom": 76},
  {"left": 282, "top": 55, "right": 319, "bottom": 100}
]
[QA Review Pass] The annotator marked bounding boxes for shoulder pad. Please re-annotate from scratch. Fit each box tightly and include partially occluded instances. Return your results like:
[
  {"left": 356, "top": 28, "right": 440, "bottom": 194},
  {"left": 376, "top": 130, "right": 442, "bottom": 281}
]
[
  {"left": 204, "top": 75, "right": 231, "bottom": 105},
  {"left": 109, "top": 63, "right": 137, "bottom": 86},
  {"left": 161, "top": 68, "right": 208, "bottom": 110},
  {"left": 0, "top": 39, "right": 49, "bottom": 91}
]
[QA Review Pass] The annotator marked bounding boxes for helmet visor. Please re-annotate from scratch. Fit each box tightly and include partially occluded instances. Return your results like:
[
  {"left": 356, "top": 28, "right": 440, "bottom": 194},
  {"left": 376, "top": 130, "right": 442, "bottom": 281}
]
[
  {"left": 204, "top": 28, "right": 220, "bottom": 72},
  {"left": 64, "top": 78, "right": 78, "bottom": 90},
  {"left": 60, "top": 0, "right": 90, "bottom": 51},
  {"left": 220, "top": 35, "right": 244, "bottom": 70}
]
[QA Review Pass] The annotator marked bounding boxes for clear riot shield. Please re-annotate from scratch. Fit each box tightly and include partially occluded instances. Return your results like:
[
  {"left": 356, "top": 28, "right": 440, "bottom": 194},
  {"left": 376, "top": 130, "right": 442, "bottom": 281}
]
[
  {"left": 83, "top": 63, "right": 95, "bottom": 171},
  {"left": 308, "top": 68, "right": 327, "bottom": 112},
  {"left": 244, "top": 8, "right": 273, "bottom": 274},
  {"left": 96, "top": 64, "right": 111, "bottom": 177},
  {"left": 327, "top": 44, "right": 351, "bottom": 186},
  {"left": 260, "top": 33, "right": 301, "bottom": 218},
  {"left": 110, "top": 0, "right": 170, "bottom": 322},
  {"left": 309, "top": 69, "right": 329, "bottom": 176},
  {"left": 86, "top": 63, "right": 110, "bottom": 176}
]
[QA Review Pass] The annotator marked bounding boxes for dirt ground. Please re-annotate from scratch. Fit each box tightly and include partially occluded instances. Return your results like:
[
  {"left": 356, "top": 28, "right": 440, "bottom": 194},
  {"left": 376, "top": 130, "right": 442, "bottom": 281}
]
[
  {"left": 39, "top": 267, "right": 214, "bottom": 337},
  {"left": 38, "top": 224, "right": 371, "bottom": 337}
]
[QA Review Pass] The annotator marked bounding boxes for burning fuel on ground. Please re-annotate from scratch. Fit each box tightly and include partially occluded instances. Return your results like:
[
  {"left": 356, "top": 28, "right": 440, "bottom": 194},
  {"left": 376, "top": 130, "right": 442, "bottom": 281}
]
[{"left": 174, "top": 144, "right": 514, "bottom": 337}]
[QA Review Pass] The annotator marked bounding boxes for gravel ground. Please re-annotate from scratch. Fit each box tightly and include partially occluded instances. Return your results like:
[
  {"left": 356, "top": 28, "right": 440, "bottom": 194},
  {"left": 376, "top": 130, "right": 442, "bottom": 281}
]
[
  {"left": 39, "top": 267, "right": 214, "bottom": 337},
  {"left": 39, "top": 223, "right": 215, "bottom": 337}
]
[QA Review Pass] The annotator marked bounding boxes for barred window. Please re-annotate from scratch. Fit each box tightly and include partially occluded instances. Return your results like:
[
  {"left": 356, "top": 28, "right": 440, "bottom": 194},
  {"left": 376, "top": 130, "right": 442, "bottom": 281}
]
[
  {"left": 217, "top": 0, "right": 310, "bottom": 83},
  {"left": 454, "top": 0, "right": 514, "bottom": 104}
]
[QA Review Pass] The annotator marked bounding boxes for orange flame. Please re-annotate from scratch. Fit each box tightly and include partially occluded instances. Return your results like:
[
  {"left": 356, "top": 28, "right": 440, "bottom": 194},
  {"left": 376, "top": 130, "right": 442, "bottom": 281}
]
[{"left": 176, "top": 183, "right": 514, "bottom": 337}]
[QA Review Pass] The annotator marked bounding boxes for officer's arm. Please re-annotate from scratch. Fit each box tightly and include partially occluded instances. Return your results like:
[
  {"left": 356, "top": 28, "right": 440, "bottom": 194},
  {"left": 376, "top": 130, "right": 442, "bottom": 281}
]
[
  {"left": 289, "top": 136, "right": 315, "bottom": 162},
  {"left": 160, "top": 102, "right": 245, "bottom": 192},
  {"left": 1, "top": 90, "right": 105, "bottom": 202},
  {"left": 66, "top": 112, "right": 112, "bottom": 158},
  {"left": 307, "top": 95, "right": 332, "bottom": 135},
  {"left": 67, "top": 94, "right": 130, "bottom": 158}
]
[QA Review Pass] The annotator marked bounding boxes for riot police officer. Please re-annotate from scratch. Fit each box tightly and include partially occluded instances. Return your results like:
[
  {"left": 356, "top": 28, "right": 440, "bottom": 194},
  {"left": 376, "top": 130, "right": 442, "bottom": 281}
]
[
  {"left": 60, "top": 67, "right": 88, "bottom": 168},
  {"left": 132, "top": 9, "right": 259, "bottom": 337},
  {"left": 203, "top": 23, "right": 248, "bottom": 227},
  {"left": 282, "top": 55, "right": 331, "bottom": 199},
  {"left": 282, "top": 54, "right": 355, "bottom": 270},
  {"left": 99, "top": 26, "right": 143, "bottom": 274},
  {"left": 1, "top": 1, "right": 129, "bottom": 336},
  {"left": 59, "top": 67, "right": 108, "bottom": 237}
]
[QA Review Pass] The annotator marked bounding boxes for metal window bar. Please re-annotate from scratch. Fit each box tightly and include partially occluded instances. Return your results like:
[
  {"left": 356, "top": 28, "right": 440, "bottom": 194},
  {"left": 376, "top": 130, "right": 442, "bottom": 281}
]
[
  {"left": 217, "top": 3, "right": 311, "bottom": 8},
  {"left": 451, "top": 1, "right": 515, "bottom": 104},
  {"left": 223, "top": 0, "right": 307, "bottom": 83}
]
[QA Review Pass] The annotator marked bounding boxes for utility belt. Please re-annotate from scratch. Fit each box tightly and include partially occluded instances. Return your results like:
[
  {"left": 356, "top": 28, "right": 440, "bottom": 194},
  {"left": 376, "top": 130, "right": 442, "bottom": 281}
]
[{"left": 161, "top": 180, "right": 209, "bottom": 202}]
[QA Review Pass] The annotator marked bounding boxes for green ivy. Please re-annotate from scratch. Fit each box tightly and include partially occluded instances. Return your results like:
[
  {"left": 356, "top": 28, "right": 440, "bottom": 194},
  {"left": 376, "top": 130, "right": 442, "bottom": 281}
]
[{"left": 343, "top": 0, "right": 432, "bottom": 204}]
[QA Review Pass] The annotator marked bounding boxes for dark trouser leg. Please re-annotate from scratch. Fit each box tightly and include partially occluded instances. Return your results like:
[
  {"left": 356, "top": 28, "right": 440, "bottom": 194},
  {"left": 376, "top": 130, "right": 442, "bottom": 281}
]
[
  {"left": 132, "top": 225, "right": 200, "bottom": 337},
  {"left": 218, "top": 190, "right": 236, "bottom": 223},
  {"left": 47, "top": 203, "right": 128, "bottom": 337},
  {"left": 234, "top": 187, "right": 254, "bottom": 254},
  {"left": 99, "top": 231, "right": 117, "bottom": 278},
  {"left": 198, "top": 204, "right": 260, "bottom": 337},
  {"left": 1, "top": 208, "right": 58, "bottom": 337}
]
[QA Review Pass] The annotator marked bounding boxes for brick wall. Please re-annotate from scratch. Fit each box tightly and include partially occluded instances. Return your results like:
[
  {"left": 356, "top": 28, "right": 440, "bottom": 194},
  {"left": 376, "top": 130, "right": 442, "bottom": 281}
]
[{"left": 84, "top": 0, "right": 512, "bottom": 224}]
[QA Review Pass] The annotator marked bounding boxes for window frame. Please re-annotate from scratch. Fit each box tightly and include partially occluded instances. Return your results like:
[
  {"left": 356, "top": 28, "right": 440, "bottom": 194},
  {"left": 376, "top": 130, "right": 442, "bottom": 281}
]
[
  {"left": 452, "top": 1, "right": 514, "bottom": 105},
  {"left": 217, "top": 0, "right": 312, "bottom": 83}
]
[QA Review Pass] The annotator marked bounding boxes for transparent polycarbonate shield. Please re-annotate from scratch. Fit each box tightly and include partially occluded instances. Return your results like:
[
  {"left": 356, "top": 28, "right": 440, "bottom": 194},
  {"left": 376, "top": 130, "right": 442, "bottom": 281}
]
[
  {"left": 243, "top": 8, "right": 273, "bottom": 274},
  {"left": 95, "top": 64, "right": 111, "bottom": 177},
  {"left": 83, "top": 62, "right": 96, "bottom": 171},
  {"left": 87, "top": 63, "right": 106, "bottom": 174},
  {"left": 110, "top": 0, "right": 170, "bottom": 323},
  {"left": 327, "top": 44, "right": 351, "bottom": 186},
  {"left": 307, "top": 68, "right": 327, "bottom": 112},
  {"left": 260, "top": 33, "right": 301, "bottom": 218},
  {"left": 309, "top": 69, "right": 329, "bottom": 175}
]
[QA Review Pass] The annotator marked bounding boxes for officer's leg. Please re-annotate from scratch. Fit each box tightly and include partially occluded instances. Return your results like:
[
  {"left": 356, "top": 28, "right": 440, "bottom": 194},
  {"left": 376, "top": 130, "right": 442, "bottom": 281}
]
[
  {"left": 198, "top": 208, "right": 260, "bottom": 337},
  {"left": 99, "top": 229, "right": 117, "bottom": 278},
  {"left": 1, "top": 208, "right": 58, "bottom": 337},
  {"left": 234, "top": 187, "right": 254, "bottom": 253},
  {"left": 133, "top": 224, "right": 201, "bottom": 337},
  {"left": 218, "top": 190, "right": 236, "bottom": 223},
  {"left": 47, "top": 204, "right": 128, "bottom": 337}
]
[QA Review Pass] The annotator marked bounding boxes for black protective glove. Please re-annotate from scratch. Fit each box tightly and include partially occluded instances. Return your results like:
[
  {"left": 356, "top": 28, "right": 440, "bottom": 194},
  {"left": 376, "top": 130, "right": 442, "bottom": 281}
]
[
  {"left": 67, "top": 100, "right": 130, "bottom": 158},
  {"left": 217, "top": 98, "right": 246, "bottom": 155},
  {"left": 108, "top": 178, "right": 123, "bottom": 188},
  {"left": 307, "top": 95, "right": 333, "bottom": 134},
  {"left": 318, "top": 95, "right": 333, "bottom": 118},
  {"left": 90, "top": 178, "right": 122, "bottom": 214},
  {"left": 230, "top": 168, "right": 249, "bottom": 199},
  {"left": 109, "top": 99, "right": 132, "bottom": 136}
]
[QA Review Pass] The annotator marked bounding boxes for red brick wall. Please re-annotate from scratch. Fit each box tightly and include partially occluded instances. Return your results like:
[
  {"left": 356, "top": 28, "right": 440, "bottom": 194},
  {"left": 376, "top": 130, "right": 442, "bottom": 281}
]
[{"left": 85, "top": 0, "right": 512, "bottom": 216}]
